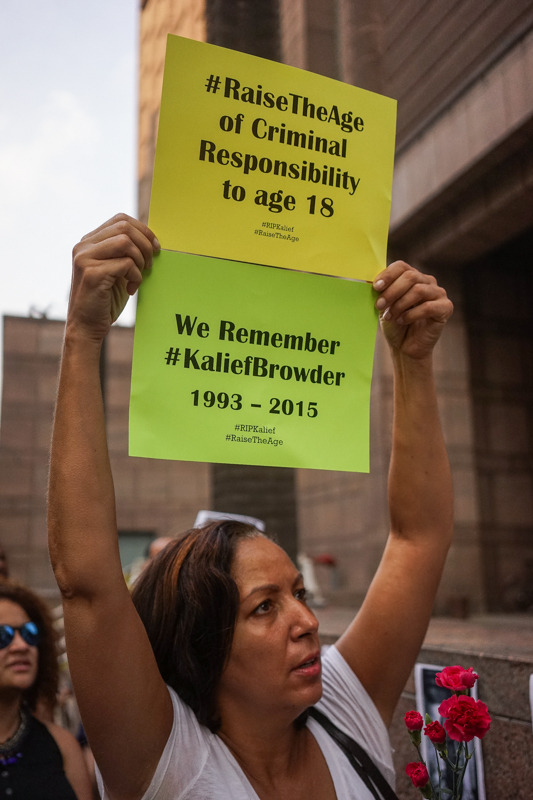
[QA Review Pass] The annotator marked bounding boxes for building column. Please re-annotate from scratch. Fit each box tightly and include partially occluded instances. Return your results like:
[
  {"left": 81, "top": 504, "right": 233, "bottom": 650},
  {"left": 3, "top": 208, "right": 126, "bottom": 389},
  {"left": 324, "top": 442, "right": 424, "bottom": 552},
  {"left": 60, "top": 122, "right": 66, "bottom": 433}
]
[
  {"left": 204, "top": 0, "right": 298, "bottom": 559},
  {"left": 337, "top": 0, "right": 384, "bottom": 93}
]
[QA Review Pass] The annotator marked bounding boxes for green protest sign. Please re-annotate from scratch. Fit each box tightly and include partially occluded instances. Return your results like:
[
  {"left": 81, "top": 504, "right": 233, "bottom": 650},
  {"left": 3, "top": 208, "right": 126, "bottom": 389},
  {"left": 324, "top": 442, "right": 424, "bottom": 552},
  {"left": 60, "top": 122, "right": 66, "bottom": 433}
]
[{"left": 129, "top": 250, "right": 378, "bottom": 472}]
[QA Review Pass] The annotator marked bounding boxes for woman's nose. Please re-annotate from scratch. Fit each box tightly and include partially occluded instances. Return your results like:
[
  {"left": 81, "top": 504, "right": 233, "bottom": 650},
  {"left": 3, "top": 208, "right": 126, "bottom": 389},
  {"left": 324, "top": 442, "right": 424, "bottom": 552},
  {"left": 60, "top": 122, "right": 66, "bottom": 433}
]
[
  {"left": 291, "top": 599, "right": 319, "bottom": 638},
  {"left": 10, "top": 631, "right": 30, "bottom": 649}
]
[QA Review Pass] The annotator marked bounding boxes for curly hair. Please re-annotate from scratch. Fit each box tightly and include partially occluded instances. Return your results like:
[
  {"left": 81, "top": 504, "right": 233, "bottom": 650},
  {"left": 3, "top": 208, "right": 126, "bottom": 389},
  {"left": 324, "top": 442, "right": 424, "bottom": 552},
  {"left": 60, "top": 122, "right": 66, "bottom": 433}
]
[
  {"left": 131, "top": 520, "right": 264, "bottom": 732},
  {"left": 0, "top": 581, "right": 59, "bottom": 713}
]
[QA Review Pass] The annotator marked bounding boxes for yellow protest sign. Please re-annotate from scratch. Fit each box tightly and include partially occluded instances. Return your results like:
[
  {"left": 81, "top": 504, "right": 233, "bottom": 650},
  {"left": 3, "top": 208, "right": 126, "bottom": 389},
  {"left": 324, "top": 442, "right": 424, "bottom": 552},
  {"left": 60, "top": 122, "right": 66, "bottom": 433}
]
[
  {"left": 129, "top": 250, "right": 378, "bottom": 472},
  {"left": 149, "top": 35, "right": 396, "bottom": 281}
]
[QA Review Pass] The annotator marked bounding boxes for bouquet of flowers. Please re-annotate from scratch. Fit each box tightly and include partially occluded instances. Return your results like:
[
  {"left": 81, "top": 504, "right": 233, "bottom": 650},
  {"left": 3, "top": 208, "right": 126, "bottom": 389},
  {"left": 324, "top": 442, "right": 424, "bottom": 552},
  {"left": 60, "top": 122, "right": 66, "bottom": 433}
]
[{"left": 404, "top": 665, "right": 491, "bottom": 799}]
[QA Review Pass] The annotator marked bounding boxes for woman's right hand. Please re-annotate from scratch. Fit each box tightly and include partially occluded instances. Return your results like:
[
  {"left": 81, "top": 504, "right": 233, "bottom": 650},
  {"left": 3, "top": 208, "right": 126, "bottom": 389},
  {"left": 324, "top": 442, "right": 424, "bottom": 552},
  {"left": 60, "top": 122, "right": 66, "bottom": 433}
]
[{"left": 67, "top": 213, "right": 160, "bottom": 342}]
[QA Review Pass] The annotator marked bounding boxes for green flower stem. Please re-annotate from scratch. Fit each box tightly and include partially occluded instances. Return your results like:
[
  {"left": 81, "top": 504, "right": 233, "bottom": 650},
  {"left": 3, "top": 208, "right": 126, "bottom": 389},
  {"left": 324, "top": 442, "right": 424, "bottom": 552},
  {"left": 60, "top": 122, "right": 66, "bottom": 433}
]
[
  {"left": 454, "top": 743, "right": 470, "bottom": 800},
  {"left": 431, "top": 743, "right": 444, "bottom": 799}
]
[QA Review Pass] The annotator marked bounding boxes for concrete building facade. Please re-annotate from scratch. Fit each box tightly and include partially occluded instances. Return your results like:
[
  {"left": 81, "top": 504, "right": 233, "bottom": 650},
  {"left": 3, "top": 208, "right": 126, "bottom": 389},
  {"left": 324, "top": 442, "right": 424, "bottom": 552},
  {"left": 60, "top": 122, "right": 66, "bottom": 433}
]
[
  {"left": 136, "top": 0, "right": 533, "bottom": 615},
  {"left": 0, "top": 1, "right": 532, "bottom": 620}
]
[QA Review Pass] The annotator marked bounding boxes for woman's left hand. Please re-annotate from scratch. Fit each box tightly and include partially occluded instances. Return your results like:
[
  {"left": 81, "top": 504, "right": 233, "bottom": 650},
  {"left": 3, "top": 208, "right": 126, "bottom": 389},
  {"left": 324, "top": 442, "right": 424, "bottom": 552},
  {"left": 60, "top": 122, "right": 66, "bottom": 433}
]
[{"left": 373, "top": 261, "right": 454, "bottom": 360}]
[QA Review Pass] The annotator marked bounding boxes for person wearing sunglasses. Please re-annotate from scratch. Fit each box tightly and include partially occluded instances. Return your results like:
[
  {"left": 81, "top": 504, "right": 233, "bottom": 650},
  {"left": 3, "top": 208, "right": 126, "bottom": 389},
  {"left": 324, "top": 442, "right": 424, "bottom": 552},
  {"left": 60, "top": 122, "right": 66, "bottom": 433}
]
[
  {"left": 0, "top": 581, "right": 94, "bottom": 799},
  {"left": 48, "top": 214, "right": 454, "bottom": 800}
]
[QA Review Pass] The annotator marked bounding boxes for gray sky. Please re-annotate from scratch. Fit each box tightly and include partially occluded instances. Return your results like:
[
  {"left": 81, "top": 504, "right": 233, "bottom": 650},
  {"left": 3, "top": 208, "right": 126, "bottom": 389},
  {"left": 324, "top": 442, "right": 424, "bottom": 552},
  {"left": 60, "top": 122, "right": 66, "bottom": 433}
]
[{"left": 0, "top": 0, "right": 139, "bottom": 396}]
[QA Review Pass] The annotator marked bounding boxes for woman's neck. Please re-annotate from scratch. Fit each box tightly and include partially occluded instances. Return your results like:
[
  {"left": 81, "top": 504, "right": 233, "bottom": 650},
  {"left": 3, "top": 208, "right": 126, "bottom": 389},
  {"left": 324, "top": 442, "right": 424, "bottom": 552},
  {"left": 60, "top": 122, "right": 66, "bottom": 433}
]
[{"left": 218, "top": 714, "right": 308, "bottom": 787}]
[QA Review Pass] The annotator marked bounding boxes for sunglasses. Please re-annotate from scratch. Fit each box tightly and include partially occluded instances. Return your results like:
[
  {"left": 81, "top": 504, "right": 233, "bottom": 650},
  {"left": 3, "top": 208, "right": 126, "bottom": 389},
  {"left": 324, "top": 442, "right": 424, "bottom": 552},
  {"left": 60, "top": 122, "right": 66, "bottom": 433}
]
[{"left": 0, "top": 622, "right": 40, "bottom": 649}]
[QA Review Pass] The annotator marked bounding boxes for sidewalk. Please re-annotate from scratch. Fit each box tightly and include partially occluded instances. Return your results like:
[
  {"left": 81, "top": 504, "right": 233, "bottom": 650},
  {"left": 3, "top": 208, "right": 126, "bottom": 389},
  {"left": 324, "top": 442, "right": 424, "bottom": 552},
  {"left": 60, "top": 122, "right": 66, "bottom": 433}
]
[{"left": 315, "top": 606, "right": 533, "bottom": 660}]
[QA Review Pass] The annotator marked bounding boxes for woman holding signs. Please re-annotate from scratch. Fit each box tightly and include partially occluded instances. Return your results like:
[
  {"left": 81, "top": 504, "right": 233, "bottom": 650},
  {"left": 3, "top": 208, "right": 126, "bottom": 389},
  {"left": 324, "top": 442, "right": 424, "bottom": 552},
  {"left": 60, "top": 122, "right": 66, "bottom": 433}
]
[{"left": 48, "top": 213, "right": 453, "bottom": 799}]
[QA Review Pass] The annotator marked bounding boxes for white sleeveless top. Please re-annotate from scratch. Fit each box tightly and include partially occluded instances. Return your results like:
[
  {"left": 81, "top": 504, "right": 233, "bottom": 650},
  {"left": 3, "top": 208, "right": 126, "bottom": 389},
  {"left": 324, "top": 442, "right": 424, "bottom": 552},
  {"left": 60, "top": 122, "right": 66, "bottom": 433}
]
[{"left": 97, "top": 645, "right": 395, "bottom": 799}]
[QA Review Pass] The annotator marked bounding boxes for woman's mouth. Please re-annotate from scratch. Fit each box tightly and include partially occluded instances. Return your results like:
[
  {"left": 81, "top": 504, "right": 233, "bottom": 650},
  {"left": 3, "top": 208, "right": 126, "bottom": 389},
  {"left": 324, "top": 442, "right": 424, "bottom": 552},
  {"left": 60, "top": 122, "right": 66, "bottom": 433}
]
[
  {"left": 7, "top": 660, "right": 32, "bottom": 672},
  {"left": 292, "top": 653, "right": 321, "bottom": 677}
]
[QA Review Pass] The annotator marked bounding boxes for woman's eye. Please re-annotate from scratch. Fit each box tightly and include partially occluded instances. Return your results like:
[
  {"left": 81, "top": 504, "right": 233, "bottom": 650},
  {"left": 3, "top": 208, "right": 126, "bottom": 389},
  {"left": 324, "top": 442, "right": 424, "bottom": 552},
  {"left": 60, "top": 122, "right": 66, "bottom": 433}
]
[
  {"left": 295, "top": 587, "right": 307, "bottom": 602},
  {"left": 253, "top": 599, "right": 272, "bottom": 615}
]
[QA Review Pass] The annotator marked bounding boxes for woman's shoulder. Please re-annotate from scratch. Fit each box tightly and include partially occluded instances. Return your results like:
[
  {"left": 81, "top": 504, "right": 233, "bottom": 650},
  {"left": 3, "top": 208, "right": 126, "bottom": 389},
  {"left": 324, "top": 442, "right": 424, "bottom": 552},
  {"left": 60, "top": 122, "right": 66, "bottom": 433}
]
[
  {"left": 319, "top": 645, "right": 386, "bottom": 729},
  {"left": 40, "top": 718, "right": 95, "bottom": 800},
  {"left": 41, "top": 718, "right": 79, "bottom": 749},
  {"left": 316, "top": 645, "right": 395, "bottom": 784},
  {"left": 31, "top": 716, "right": 85, "bottom": 767}
]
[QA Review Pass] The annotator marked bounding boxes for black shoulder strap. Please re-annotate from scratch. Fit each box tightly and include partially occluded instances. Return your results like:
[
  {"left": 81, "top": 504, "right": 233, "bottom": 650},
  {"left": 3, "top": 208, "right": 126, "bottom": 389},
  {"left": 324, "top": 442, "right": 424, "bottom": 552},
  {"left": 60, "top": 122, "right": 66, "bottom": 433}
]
[{"left": 309, "top": 707, "right": 399, "bottom": 800}]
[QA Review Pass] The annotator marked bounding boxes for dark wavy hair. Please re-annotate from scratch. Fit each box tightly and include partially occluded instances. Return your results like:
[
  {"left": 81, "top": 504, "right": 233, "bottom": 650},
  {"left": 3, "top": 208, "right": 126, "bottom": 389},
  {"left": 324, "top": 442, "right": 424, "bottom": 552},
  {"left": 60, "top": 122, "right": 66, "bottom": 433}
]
[
  {"left": 0, "top": 581, "right": 59, "bottom": 713},
  {"left": 131, "top": 520, "right": 264, "bottom": 732}
]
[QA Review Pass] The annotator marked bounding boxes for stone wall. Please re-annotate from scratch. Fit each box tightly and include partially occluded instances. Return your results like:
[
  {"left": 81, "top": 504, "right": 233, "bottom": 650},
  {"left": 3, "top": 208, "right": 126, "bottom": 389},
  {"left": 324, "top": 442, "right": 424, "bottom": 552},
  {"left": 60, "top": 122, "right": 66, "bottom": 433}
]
[{"left": 318, "top": 609, "right": 533, "bottom": 799}]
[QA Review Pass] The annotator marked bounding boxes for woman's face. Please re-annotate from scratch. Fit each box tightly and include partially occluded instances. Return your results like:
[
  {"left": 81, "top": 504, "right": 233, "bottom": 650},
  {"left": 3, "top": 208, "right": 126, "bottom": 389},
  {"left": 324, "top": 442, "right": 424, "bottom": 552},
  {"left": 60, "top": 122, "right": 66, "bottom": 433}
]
[
  {"left": 0, "top": 599, "right": 39, "bottom": 694},
  {"left": 217, "top": 537, "right": 322, "bottom": 723}
]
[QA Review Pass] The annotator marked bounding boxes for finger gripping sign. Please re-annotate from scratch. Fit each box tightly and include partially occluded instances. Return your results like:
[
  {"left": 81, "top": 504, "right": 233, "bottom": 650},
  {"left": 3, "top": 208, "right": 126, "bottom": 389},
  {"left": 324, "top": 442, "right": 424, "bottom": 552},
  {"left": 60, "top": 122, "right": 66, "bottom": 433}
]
[
  {"left": 129, "top": 250, "right": 378, "bottom": 472},
  {"left": 149, "top": 35, "right": 396, "bottom": 282}
]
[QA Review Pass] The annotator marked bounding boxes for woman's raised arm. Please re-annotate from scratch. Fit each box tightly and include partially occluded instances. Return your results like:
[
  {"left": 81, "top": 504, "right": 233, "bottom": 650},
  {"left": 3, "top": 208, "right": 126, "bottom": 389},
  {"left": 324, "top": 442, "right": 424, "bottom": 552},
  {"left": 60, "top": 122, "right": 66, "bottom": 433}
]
[
  {"left": 47, "top": 215, "right": 173, "bottom": 799},
  {"left": 336, "top": 261, "right": 454, "bottom": 727}
]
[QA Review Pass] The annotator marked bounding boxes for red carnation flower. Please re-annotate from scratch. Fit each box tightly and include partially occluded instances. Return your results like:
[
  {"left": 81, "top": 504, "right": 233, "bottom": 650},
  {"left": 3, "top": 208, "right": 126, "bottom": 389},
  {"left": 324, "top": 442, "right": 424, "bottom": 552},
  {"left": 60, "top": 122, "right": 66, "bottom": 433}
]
[
  {"left": 424, "top": 719, "right": 446, "bottom": 745},
  {"left": 404, "top": 710, "right": 424, "bottom": 731},
  {"left": 405, "top": 761, "right": 430, "bottom": 789},
  {"left": 438, "top": 694, "right": 491, "bottom": 742},
  {"left": 460, "top": 668, "right": 478, "bottom": 689},
  {"left": 435, "top": 665, "right": 478, "bottom": 693}
]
